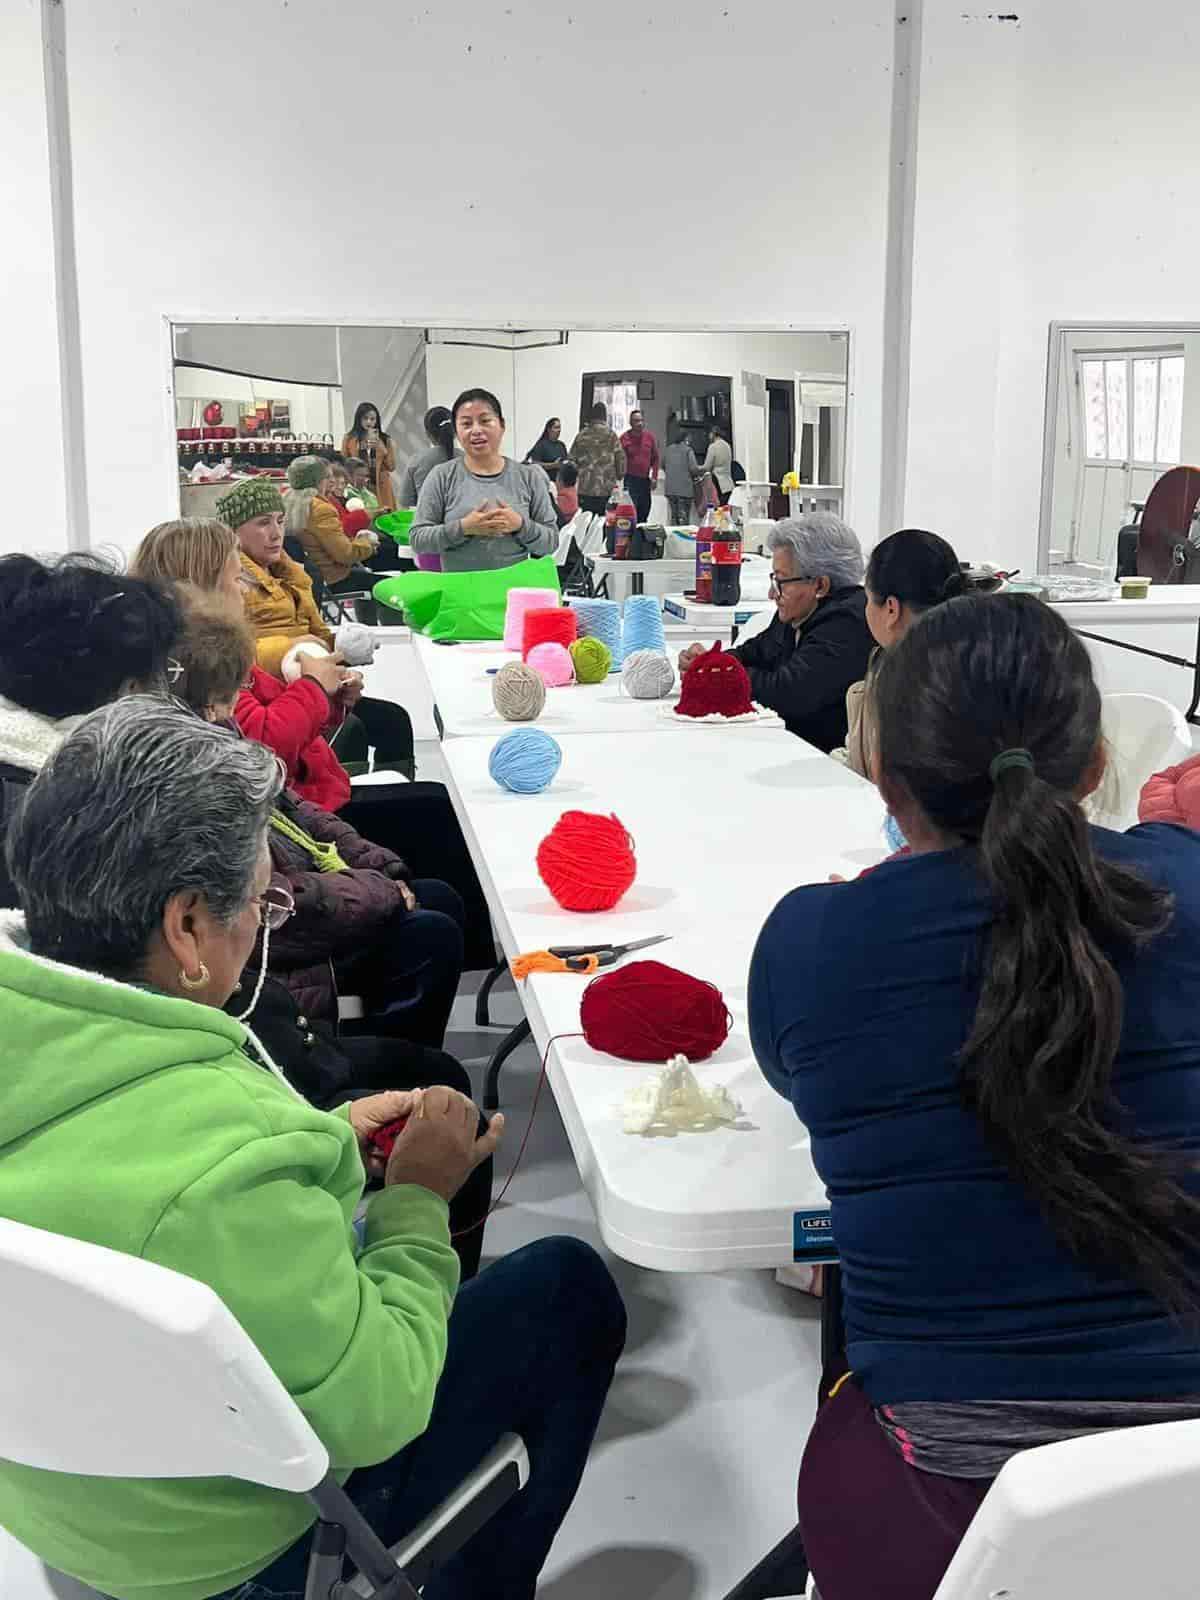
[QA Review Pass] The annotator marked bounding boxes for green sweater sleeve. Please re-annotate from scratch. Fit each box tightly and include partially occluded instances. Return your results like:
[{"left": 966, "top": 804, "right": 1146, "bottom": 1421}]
[{"left": 142, "top": 1130, "right": 459, "bottom": 1469}]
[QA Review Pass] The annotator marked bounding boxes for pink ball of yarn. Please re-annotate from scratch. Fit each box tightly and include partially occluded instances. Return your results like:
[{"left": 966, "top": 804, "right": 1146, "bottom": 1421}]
[
  {"left": 526, "top": 642, "right": 575, "bottom": 687},
  {"left": 503, "top": 589, "right": 559, "bottom": 652}
]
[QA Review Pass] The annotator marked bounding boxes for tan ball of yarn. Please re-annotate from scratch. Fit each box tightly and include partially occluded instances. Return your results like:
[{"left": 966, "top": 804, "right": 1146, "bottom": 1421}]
[{"left": 492, "top": 660, "right": 547, "bottom": 721}]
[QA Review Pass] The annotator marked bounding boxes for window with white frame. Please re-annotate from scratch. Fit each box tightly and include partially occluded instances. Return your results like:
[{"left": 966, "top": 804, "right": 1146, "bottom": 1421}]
[
  {"left": 591, "top": 381, "right": 640, "bottom": 437},
  {"left": 1080, "top": 351, "right": 1184, "bottom": 467}
]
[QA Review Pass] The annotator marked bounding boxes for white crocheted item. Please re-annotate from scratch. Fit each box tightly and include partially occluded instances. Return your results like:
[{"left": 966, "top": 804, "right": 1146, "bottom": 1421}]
[
  {"left": 658, "top": 700, "right": 779, "bottom": 726},
  {"left": 622, "top": 1054, "right": 742, "bottom": 1136},
  {"left": 0, "top": 698, "right": 89, "bottom": 774}
]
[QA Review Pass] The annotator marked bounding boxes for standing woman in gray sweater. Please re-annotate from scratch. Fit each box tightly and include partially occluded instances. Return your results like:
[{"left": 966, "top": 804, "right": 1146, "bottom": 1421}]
[{"left": 410, "top": 388, "right": 558, "bottom": 571}]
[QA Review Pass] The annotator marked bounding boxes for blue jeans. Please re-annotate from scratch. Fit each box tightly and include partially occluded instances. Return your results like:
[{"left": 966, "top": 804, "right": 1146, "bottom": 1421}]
[{"left": 212, "top": 1237, "right": 625, "bottom": 1600}]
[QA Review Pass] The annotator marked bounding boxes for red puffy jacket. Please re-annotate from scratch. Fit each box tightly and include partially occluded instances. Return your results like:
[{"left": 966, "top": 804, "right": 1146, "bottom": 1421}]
[
  {"left": 235, "top": 665, "right": 351, "bottom": 813},
  {"left": 1139, "top": 755, "right": 1200, "bottom": 829}
]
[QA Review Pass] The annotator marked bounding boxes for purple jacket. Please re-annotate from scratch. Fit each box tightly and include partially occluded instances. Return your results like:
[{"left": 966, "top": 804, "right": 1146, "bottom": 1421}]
[{"left": 263, "top": 793, "right": 411, "bottom": 1020}]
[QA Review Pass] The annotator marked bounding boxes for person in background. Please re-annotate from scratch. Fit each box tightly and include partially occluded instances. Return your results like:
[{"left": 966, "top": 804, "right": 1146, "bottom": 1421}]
[
  {"left": 840, "top": 528, "right": 969, "bottom": 778},
  {"left": 410, "top": 388, "right": 558, "bottom": 572},
  {"left": 286, "top": 453, "right": 380, "bottom": 623},
  {"left": 170, "top": 590, "right": 496, "bottom": 1278},
  {"left": 327, "top": 460, "right": 374, "bottom": 538},
  {"left": 0, "top": 553, "right": 181, "bottom": 908},
  {"left": 342, "top": 400, "right": 397, "bottom": 510},
  {"left": 619, "top": 408, "right": 660, "bottom": 527},
  {"left": 569, "top": 402, "right": 626, "bottom": 515},
  {"left": 524, "top": 416, "right": 568, "bottom": 481},
  {"left": 700, "top": 424, "right": 734, "bottom": 506},
  {"left": 399, "top": 405, "right": 457, "bottom": 509},
  {"left": 0, "top": 695, "right": 624, "bottom": 1600},
  {"left": 679, "top": 514, "right": 872, "bottom": 750},
  {"left": 208, "top": 485, "right": 417, "bottom": 777},
  {"left": 131, "top": 519, "right": 496, "bottom": 970},
  {"left": 556, "top": 460, "right": 580, "bottom": 528},
  {"left": 346, "top": 455, "right": 380, "bottom": 512},
  {"left": 750, "top": 593, "right": 1200, "bottom": 1600},
  {"left": 663, "top": 422, "right": 702, "bottom": 525}
]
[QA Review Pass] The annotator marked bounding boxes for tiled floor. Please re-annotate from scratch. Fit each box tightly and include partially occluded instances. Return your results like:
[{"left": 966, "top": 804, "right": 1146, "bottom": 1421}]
[{"left": 447, "top": 968, "right": 821, "bottom": 1600}]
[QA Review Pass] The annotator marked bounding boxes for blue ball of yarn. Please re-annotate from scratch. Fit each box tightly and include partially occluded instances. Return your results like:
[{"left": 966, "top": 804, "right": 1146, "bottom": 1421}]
[{"left": 488, "top": 729, "right": 563, "bottom": 794}]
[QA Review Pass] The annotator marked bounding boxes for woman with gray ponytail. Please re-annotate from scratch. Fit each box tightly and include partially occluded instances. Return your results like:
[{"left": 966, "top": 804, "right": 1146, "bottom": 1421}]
[
  {"left": 0, "top": 695, "right": 621, "bottom": 1600},
  {"left": 750, "top": 593, "right": 1200, "bottom": 1600}
]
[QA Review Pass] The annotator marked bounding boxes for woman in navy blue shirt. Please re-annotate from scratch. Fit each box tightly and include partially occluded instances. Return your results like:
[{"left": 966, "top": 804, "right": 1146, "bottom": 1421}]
[{"left": 749, "top": 593, "right": 1200, "bottom": 1600}]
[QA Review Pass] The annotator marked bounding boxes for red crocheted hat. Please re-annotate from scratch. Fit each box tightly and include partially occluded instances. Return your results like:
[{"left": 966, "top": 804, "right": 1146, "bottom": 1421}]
[{"left": 674, "top": 642, "right": 755, "bottom": 718}]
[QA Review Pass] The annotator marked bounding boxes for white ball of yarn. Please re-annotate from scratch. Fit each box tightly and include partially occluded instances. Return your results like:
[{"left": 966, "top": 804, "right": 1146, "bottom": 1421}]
[
  {"left": 334, "top": 620, "right": 377, "bottom": 667},
  {"left": 492, "top": 660, "right": 547, "bottom": 721},
  {"left": 281, "top": 641, "right": 333, "bottom": 684},
  {"left": 621, "top": 649, "right": 676, "bottom": 700}
]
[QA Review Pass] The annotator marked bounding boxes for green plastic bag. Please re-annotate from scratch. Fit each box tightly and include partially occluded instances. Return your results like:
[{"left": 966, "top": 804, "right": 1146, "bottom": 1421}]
[
  {"left": 373, "top": 555, "right": 561, "bottom": 640},
  {"left": 375, "top": 509, "right": 415, "bottom": 545}
]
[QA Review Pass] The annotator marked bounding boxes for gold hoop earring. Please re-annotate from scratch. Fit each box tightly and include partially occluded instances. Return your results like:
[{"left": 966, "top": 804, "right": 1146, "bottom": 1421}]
[{"left": 179, "top": 964, "right": 210, "bottom": 991}]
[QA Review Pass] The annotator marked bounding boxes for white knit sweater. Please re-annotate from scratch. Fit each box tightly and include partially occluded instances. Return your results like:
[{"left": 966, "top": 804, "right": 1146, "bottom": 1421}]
[{"left": 0, "top": 697, "right": 89, "bottom": 775}]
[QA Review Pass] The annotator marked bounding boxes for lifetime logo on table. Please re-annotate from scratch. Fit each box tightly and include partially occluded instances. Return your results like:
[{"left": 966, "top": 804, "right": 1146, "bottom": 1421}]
[{"left": 793, "top": 1209, "right": 838, "bottom": 1264}]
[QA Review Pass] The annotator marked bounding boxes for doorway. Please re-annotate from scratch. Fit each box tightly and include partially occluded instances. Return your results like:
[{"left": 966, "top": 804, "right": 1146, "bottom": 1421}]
[{"left": 766, "top": 380, "right": 794, "bottom": 520}]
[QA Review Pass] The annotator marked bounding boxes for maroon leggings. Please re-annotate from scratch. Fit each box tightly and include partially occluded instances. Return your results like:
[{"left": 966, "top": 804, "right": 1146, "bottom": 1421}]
[{"left": 797, "top": 1376, "right": 992, "bottom": 1600}]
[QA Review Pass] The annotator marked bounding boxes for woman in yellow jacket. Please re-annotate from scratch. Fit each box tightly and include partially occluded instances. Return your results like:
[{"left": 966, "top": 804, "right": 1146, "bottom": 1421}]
[
  {"left": 285, "top": 455, "right": 380, "bottom": 624},
  {"left": 342, "top": 401, "right": 397, "bottom": 510}
]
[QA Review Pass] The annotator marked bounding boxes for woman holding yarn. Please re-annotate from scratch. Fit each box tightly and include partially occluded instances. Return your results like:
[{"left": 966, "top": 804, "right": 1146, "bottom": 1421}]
[
  {"left": 410, "top": 388, "right": 558, "bottom": 572},
  {"left": 839, "top": 527, "right": 970, "bottom": 778},
  {"left": 342, "top": 400, "right": 397, "bottom": 510},
  {"left": 131, "top": 517, "right": 497, "bottom": 971},
  {"left": 679, "top": 513, "right": 872, "bottom": 751},
  {"left": 749, "top": 593, "right": 1200, "bottom": 1600},
  {"left": 0, "top": 695, "right": 625, "bottom": 1600}
]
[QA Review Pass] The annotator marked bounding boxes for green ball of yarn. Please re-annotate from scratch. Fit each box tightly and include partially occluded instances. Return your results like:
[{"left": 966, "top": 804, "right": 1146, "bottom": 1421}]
[{"left": 570, "top": 636, "right": 612, "bottom": 684}]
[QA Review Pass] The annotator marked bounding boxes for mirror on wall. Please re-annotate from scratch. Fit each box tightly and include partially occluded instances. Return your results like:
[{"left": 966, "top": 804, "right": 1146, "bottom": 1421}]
[
  {"left": 1039, "top": 322, "right": 1200, "bottom": 577},
  {"left": 171, "top": 322, "right": 850, "bottom": 534}
]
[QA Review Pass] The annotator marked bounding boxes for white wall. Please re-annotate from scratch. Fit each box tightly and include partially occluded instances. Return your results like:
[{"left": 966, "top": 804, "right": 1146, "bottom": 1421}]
[
  {"left": 424, "top": 344, "right": 516, "bottom": 451},
  {"left": 904, "top": 0, "right": 1200, "bottom": 572},
  {"left": 3, "top": 0, "right": 67, "bottom": 555},
  {"left": 51, "top": 0, "right": 892, "bottom": 557}
]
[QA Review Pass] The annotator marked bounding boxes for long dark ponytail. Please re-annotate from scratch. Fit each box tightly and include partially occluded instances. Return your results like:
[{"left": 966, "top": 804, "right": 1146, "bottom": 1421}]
[
  {"left": 873, "top": 593, "right": 1200, "bottom": 1316},
  {"left": 424, "top": 405, "right": 454, "bottom": 462}
]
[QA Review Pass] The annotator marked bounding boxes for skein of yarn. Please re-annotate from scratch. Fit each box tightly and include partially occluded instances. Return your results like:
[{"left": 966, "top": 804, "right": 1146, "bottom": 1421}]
[
  {"left": 621, "top": 594, "right": 667, "bottom": 656},
  {"left": 570, "top": 636, "right": 612, "bottom": 683},
  {"left": 492, "top": 660, "right": 547, "bottom": 721},
  {"left": 280, "top": 641, "right": 333, "bottom": 684},
  {"left": 489, "top": 729, "right": 562, "bottom": 794},
  {"left": 580, "top": 960, "right": 733, "bottom": 1063},
  {"left": 503, "top": 588, "right": 559, "bottom": 652},
  {"left": 522, "top": 607, "right": 578, "bottom": 658},
  {"left": 622, "top": 649, "right": 676, "bottom": 700},
  {"left": 537, "top": 810, "right": 637, "bottom": 911},
  {"left": 526, "top": 642, "right": 575, "bottom": 687},
  {"left": 569, "top": 598, "right": 622, "bottom": 670}
]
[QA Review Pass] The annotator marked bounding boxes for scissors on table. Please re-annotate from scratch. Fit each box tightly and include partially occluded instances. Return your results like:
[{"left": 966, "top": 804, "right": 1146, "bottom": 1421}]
[{"left": 510, "top": 934, "right": 671, "bottom": 980}]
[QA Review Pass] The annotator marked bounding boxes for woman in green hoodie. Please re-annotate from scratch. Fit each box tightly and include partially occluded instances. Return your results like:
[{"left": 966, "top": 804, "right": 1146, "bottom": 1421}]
[{"left": 0, "top": 697, "right": 625, "bottom": 1600}]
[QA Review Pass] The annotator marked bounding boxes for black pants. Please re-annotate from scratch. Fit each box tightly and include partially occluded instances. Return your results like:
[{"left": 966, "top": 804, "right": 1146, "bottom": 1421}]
[
  {"left": 328, "top": 566, "right": 379, "bottom": 625},
  {"left": 579, "top": 493, "right": 610, "bottom": 516},
  {"left": 625, "top": 474, "right": 652, "bottom": 526},
  {"left": 336, "top": 1039, "right": 493, "bottom": 1281},
  {"left": 333, "top": 695, "right": 415, "bottom": 778},
  {"left": 342, "top": 782, "right": 496, "bottom": 971},
  {"left": 337, "top": 877, "right": 465, "bottom": 1051}
]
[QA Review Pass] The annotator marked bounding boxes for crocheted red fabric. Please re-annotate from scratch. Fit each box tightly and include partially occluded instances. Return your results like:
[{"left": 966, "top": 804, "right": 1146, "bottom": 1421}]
[{"left": 674, "top": 642, "right": 755, "bottom": 718}]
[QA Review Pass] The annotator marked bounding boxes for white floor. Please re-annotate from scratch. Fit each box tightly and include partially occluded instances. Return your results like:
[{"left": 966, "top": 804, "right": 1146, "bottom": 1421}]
[{"left": 438, "top": 793, "right": 822, "bottom": 1600}]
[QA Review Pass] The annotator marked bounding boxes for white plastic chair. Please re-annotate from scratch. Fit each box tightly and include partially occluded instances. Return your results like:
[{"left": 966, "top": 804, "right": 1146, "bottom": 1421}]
[
  {"left": 1089, "top": 691, "right": 1192, "bottom": 831},
  {"left": 0, "top": 1218, "right": 527, "bottom": 1600},
  {"left": 932, "top": 1419, "right": 1200, "bottom": 1598}
]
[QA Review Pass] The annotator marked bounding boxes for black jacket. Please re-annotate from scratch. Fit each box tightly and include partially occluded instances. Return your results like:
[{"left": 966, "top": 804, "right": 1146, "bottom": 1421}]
[{"left": 732, "top": 586, "right": 872, "bottom": 751}]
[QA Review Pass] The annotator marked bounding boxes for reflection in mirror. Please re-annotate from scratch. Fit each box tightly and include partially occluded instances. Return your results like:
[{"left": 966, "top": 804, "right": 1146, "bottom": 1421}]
[
  {"left": 176, "top": 318, "right": 857, "bottom": 550},
  {"left": 1041, "top": 323, "right": 1200, "bottom": 580}
]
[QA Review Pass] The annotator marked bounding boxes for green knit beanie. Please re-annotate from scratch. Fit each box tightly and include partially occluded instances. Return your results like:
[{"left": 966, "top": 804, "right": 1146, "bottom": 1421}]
[
  {"left": 215, "top": 478, "right": 284, "bottom": 530},
  {"left": 287, "top": 454, "right": 329, "bottom": 492}
]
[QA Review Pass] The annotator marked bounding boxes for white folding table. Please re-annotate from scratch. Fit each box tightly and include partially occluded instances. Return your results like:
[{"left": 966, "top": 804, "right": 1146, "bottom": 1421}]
[{"left": 437, "top": 726, "right": 887, "bottom": 1272}]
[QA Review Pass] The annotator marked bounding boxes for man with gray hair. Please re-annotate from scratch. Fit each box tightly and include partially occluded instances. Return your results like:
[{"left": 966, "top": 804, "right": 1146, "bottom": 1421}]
[{"left": 680, "top": 513, "right": 872, "bottom": 750}]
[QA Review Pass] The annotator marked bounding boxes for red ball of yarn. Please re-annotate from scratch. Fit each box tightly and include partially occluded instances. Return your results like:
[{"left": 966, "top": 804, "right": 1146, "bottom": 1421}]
[
  {"left": 523, "top": 607, "right": 578, "bottom": 658},
  {"left": 537, "top": 810, "right": 636, "bottom": 911},
  {"left": 580, "top": 960, "right": 732, "bottom": 1063}
]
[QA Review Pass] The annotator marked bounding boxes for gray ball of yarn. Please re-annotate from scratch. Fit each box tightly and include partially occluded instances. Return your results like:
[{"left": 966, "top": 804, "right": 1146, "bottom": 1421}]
[
  {"left": 492, "top": 660, "right": 547, "bottom": 721},
  {"left": 621, "top": 649, "right": 676, "bottom": 700}
]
